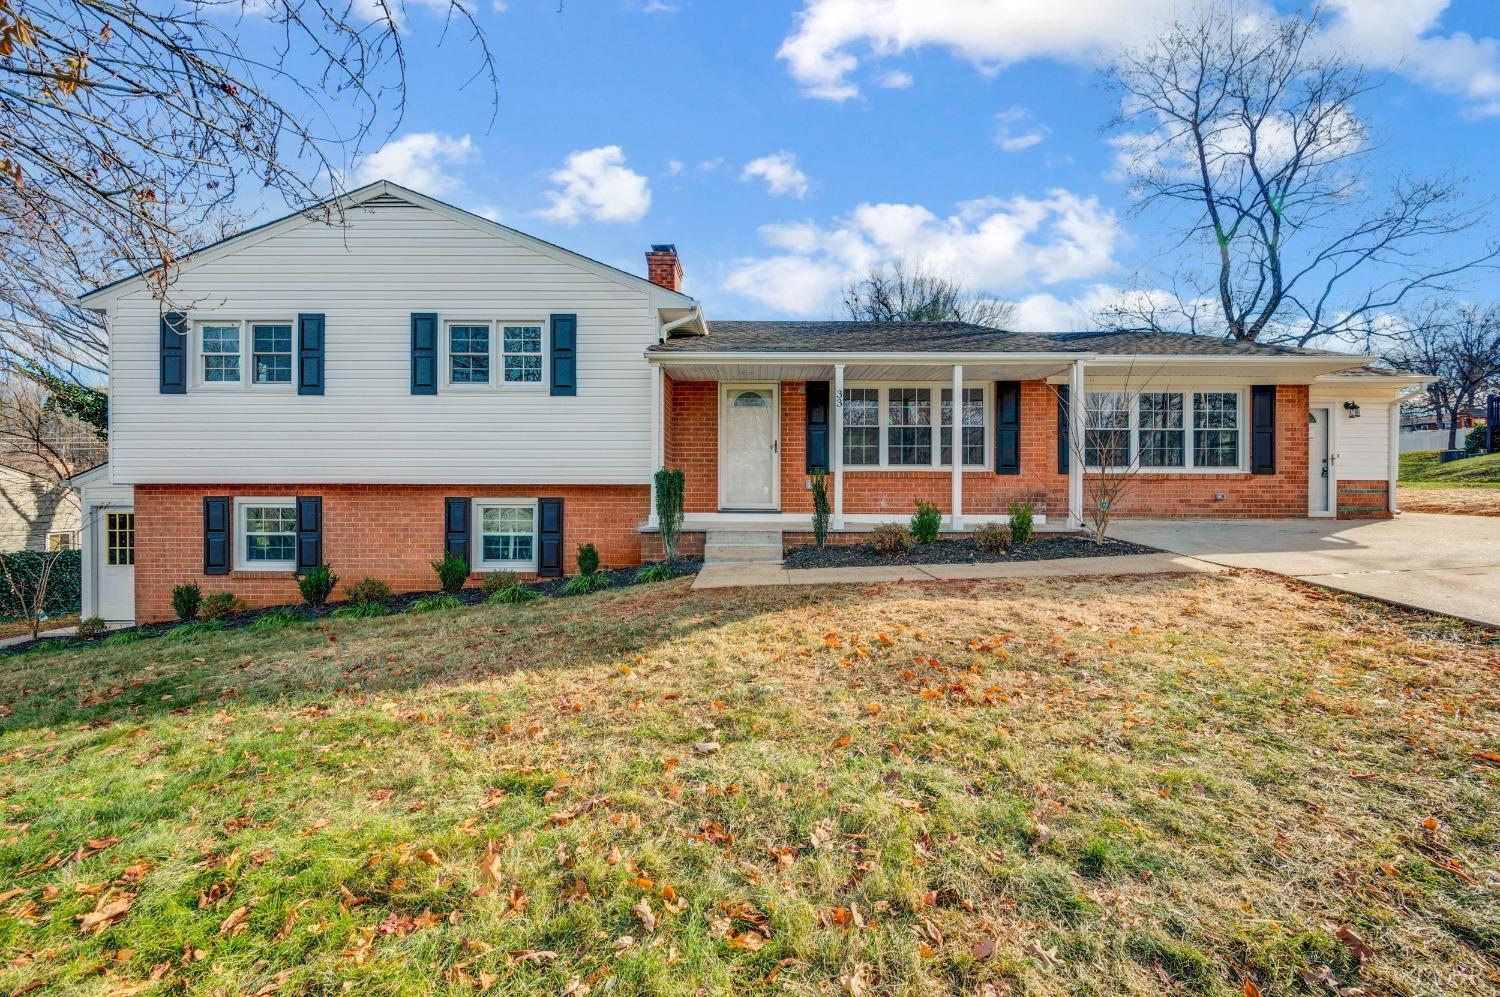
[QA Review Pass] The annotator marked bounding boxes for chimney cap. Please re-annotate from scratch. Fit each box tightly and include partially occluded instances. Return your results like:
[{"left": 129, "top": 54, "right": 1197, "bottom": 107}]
[{"left": 649, "top": 243, "right": 677, "bottom": 254}]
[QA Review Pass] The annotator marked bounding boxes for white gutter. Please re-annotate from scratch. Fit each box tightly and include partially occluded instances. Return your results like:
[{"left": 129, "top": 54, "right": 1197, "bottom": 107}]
[
  {"left": 646, "top": 350, "right": 1373, "bottom": 367},
  {"left": 658, "top": 307, "right": 704, "bottom": 339}
]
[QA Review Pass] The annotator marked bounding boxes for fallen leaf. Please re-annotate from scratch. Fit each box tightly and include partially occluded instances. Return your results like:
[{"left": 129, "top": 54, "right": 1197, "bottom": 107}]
[
  {"left": 1335, "top": 925, "right": 1373, "bottom": 963},
  {"left": 633, "top": 898, "right": 657, "bottom": 934},
  {"left": 218, "top": 905, "right": 250, "bottom": 936}
]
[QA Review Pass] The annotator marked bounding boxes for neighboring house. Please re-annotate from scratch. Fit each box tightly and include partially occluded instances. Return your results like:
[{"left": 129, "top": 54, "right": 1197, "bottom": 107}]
[
  {"left": 72, "top": 181, "right": 1428, "bottom": 623},
  {"left": 0, "top": 464, "right": 81, "bottom": 552}
]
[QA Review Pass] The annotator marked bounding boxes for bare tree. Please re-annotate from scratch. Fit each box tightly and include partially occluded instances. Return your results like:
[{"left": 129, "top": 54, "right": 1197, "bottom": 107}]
[
  {"left": 842, "top": 259, "right": 1015, "bottom": 328},
  {"left": 0, "top": 0, "right": 497, "bottom": 380},
  {"left": 1051, "top": 368, "right": 1165, "bottom": 544},
  {"left": 1385, "top": 302, "right": 1500, "bottom": 451},
  {"left": 1103, "top": 3, "right": 1495, "bottom": 345}
]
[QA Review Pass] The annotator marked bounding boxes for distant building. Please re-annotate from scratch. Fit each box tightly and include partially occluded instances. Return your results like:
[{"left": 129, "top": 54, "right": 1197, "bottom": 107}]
[{"left": 0, "top": 464, "right": 81, "bottom": 551}]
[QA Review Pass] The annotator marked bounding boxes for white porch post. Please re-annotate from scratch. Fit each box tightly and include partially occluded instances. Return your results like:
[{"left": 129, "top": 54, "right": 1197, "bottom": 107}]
[
  {"left": 832, "top": 363, "right": 845, "bottom": 529},
  {"left": 950, "top": 364, "right": 963, "bottom": 531},
  {"left": 1068, "top": 359, "right": 1085, "bottom": 530},
  {"left": 648, "top": 362, "right": 663, "bottom": 528}
]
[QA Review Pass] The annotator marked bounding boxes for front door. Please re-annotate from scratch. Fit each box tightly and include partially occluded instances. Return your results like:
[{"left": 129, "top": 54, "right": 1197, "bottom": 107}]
[
  {"left": 719, "top": 383, "right": 780, "bottom": 510},
  {"left": 95, "top": 508, "right": 136, "bottom": 621},
  {"left": 1308, "top": 408, "right": 1332, "bottom": 516}
]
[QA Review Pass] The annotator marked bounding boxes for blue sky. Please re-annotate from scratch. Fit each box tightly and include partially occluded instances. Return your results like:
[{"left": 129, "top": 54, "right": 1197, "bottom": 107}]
[{"left": 308, "top": 0, "right": 1499, "bottom": 329}]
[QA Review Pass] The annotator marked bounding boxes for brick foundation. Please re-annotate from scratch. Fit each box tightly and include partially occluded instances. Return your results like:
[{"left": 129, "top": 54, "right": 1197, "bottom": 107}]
[
  {"left": 133, "top": 484, "right": 649, "bottom": 622},
  {"left": 1337, "top": 479, "right": 1392, "bottom": 519}
]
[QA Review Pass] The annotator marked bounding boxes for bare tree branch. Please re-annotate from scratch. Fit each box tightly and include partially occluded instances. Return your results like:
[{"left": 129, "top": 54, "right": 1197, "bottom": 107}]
[
  {"left": 1384, "top": 301, "right": 1500, "bottom": 451},
  {"left": 841, "top": 258, "right": 1015, "bottom": 328}
]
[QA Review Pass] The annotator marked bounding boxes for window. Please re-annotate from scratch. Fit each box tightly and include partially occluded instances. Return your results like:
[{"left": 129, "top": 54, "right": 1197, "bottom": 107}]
[
  {"left": 941, "top": 387, "right": 986, "bottom": 467},
  {"left": 887, "top": 387, "right": 932, "bottom": 466},
  {"left": 201, "top": 325, "right": 241, "bottom": 383},
  {"left": 251, "top": 324, "right": 293, "bottom": 384},
  {"left": 1084, "top": 392, "right": 1131, "bottom": 468},
  {"left": 450, "top": 324, "right": 490, "bottom": 384},
  {"left": 105, "top": 513, "right": 134, "bottom": 566},
  {"left": 841, "top": 388, "right": 880, "bottom": 466},
  {"left": 477, "top": 502, "right": 536, "bottom": 568},
  {"left": 1193, "top": 392, "right": 1240, "bottom": 468},
  {"left": 238, "top": 500, "right": 296, "bottom": 568},
  {"left": 1138, "top": 392, "right": 1185, "bottom": 467},
  {"left": 47, "top": 532, "right": 73, "bottom": 552},
  {"left": 502, "top": 324, "right": 543, "bottom": 383}
]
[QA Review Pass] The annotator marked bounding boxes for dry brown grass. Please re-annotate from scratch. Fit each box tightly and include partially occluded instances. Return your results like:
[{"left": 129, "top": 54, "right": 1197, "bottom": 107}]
[{"left": 1398, "top": 484, "right": 1500, "bottom": 517}]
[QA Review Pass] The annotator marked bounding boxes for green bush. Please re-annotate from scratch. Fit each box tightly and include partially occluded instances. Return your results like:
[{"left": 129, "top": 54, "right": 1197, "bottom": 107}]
[
  {"left": 101, "top": 630, "right": 142, "bottom": 647},
  {"left": 635, "top": 563, "right": 674, "bottom": 584},
  {"left": 75, "top": 616, "right": 109, "bottom": 640},
  {"left": 561, "top": 573, "right": 612, "bottom": 596},
  {"left": 166, "top": 620, "right": 222, "bottom": 640},
  {"left": 1007, "top": 501, "right": 1035, "bottom": 545},
  {"left": 654, "top": 467, "right": 686, "bottom": 560},
  {"left": 811, "top": 470, "right": 831, "bottom": 548},
  {"left": 249, "top": 608, "right": 306, "bottom": 632},
  {"left": 576, "top": 543, "right": 600, "bottom": 576},
  {"left": 431, "top": 554, "right": 468, "bottom": 596},
  {"left": 871, "top": 522, "right": 912, "bottom": 557},
  {"left": 329, "top": 602, "right": 387, "bottom": 619},
  {"left": 910, "top": 501, "right": 942, "bottom": 544},
  {"left": 1467, "top": 424, "right": 1490, "bottom": 455},
  {"left": 200, "top": 592, "right": 244, "bottom": 621},
  {"left": 410, "top": 595, "right": 462, "bottom": 614},
  {"left": 487, "top": 583, "right": 539, "bottom": 605},
  {"left": 480, "top": 572, "right": 517, "bottom": 597},
  {"left": 25, "top": 639, "right": 73, "bottom": 655},
  {"left": 171, "top": 583, "right": 202, "bottom": 622},
  {"left": 344, "top": 577, "right": 391, "bottom": 605},
  {"left": 0, "top": 549, "right": 81, "bottom": 618},
  {"left": 297, "top": 564, "right": 339, "bottom": 607},
  {"left": 973, "top": 521, "right": 1012, "bottom": 553}
]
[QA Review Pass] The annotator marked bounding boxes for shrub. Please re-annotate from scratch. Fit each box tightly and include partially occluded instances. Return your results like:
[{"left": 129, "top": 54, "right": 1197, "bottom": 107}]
[
  {"left": 75, "top": 616, "right": 109, "bottom": 640},
  {"left": 910, "top": 501, "right": 942, "bottom": 544},
  {"left": 635, "top": 563, "right": 674, "bottom": 584},
  {"left": 431, "top": 554, "right": 469, "bottom": 596},
  {"left": 344, "top": 577, "right": 391, "bottom": 605},
  {"left": 811, "top": 470, "right": 831, "bottom": 548},
  {"left": 561, "top": 573, "right": 612, "bottom": 596},
  {"left": 410, "top": 595, "right": 461, "bottom": 614},
  {"left": 297, "top": 564, "right": 339, "bottom": 607},
  {"left": 488, "top": 583, "right": 539, "bottom": 605},
  {"left": 973, "top": 521, "right": 1012, "bottom": 553},
  {"left": 0, "top": 549, "right": 81, "bottom": 619},
  {"left": 480, "top": 572, "right": 517, "bottom": 597},
  {"left": 26, "top": 639, "right": 73, "bottom": 655},
  {"left": 576, "top": 543, "right": 600, "bottom": 576},
  {"left": 654, "top": 467, "right": 686, "bottom": 560},
  {"left": 171, "top": 583, "right": 202, "bottom": 621},
  {"left": 329, "top": 602, "right": 387, "bottom": 619},
  {"left": 249, "top": 608, "right": 306, "bottom": 632},
  {"left": 200, "top": 592, "right": 244, "bottom": 621},
  {"left": 871, "top": 522, "right": 913, "bottom": 557},
  {"left": 101, "top": 630, "right": 142, "bottom": 647},
  {"left": 166, "top": 620, "right": 222, "bottom": 640},
  {"left": 1007, "top": 501, "right": 1035, "bottom": 545},
  {"left": 1466, "top": 424, "right": 1490, "bottom": 455}
]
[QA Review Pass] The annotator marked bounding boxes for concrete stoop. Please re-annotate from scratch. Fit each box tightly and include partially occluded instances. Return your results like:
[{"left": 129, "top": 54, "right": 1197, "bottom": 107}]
[{"left": 703, "top": 529, "right": 784, "bottom": 565}]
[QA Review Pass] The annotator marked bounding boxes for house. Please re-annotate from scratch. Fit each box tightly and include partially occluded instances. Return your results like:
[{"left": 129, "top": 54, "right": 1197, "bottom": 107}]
[
  {"left": 0, "top": 464, "right": 81, "bottom": 552},
  {"left": 72, "top": 181, "right": 1428, "bottom": 623}
]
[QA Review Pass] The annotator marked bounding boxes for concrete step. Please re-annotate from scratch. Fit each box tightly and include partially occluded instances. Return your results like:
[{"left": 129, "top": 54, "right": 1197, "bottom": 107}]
[{"left": 704, "top": 529, "right": 784, "bottom": 564}]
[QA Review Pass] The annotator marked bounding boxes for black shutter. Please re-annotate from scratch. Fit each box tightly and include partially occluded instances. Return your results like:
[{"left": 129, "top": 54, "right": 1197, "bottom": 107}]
[
  {"left": 411, "top": 313, "right": 437, "bottom": 395},
  {"left": 297, "top": 313, "right": 325, "bottom": 396},
  {"left": 550, "top": 313, "right": 577, "bottom": 396},
  {"left": 444, "top": 497, "right": 471, "bottom": 567},
  {"left": 1251, "top": 385, "right": 1277, "bottom": 474},
  {"left": 1056, "top": 385, "right": 1070, "bottom": 474},
  {"left": 805, "top": 381, "right": 830, "bottom": 473},
  {"left": 537, "top": 498, "right": 564, "bottom": 577},
  {"left": 995, "top": 381, "right": 1021, "bottom": 475},
  {"left": 203, "top": 496, "right": 231, "bottom": 575},
  {"left": 295, "top": 496, "right": 322, "bottom": 571},
  {"left": 160, "top": 311, "right": 187, "bottom": 394}
]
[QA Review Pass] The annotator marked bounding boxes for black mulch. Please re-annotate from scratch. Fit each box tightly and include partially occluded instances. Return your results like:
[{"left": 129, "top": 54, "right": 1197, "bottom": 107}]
[
  {"left": 784, "top": 535, "right": 1158, "bottom": 569},
  {"left": 2, "top": 558, "right": 702, "bottom": 656}
]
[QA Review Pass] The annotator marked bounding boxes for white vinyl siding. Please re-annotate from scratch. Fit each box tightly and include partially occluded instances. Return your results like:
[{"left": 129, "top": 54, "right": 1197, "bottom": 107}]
[
  {"left": 1309, "top": 385, "right": 1398, "bottom": 480},
  {"left": 103, "top": 200, "right": 660, "bottom": 485}
]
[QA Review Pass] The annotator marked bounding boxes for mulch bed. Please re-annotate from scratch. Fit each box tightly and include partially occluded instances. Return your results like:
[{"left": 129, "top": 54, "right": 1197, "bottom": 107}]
[{"left": 784, "top": 535, "right": 1158, "bottom": 569}]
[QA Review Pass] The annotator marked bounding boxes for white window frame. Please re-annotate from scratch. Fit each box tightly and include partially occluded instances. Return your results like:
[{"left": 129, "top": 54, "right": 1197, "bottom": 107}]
[
  {"left": 498, "top": 321, "right": 547, "bottom": 387},
  {"left": 472, "top": 498, "right": 539, "bottom": 573},
  {"left": 191, "top": 319, "right": 296, "bottom": 392},
  {"left": 444, "top": 320, "right": 494, "bottom": 387},
  {"left": 198, "top": 321, "right": 243, "bottom": 387},
  {"left": 234, "top": 496, "right": 298, "bottom": 572},
  {"left": 439, "top": 318, "right": 548, "bottom": 391},
  {"left": 1080, "top": 386, "right": 1248, "bottom": 473},
  {"left": 46, "top": 531, "right": 74, "bottom": 551},
  {"left": 839, "top": 382, "right": 992, "bottom": 471}
]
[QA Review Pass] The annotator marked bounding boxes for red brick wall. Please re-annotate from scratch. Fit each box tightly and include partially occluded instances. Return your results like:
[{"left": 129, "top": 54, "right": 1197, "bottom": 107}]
[
  {"left": 1337, "top": 479, "right": 1392, "bottom": 519},
  {"left": 667, "top": 378, "right": 718, "bottom": 512},
  {"left": 133, "top": 484, "right": 649, "bottom": 622}
]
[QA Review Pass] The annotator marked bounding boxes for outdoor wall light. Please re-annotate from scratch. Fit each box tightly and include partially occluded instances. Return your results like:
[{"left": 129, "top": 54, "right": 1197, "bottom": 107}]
[{"left": 1343, "top": 401, "right": 1362, "bottom": 418}]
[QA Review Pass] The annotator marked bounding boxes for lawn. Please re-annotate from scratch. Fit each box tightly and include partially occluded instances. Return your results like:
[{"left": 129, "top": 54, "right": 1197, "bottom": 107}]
[
  {"left": 1399, "top": 449, "right": 1500, "bottom": 484},
  {"left": 0, "top": 573, "right": 1495, "bottom": 995}
]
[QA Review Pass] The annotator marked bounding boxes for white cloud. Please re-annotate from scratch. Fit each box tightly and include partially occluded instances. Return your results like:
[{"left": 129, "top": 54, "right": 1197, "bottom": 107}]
[
  {"left": 353, "top": 132, "right": 476, "bottom": 196},
  {"left": 741, "top": 151, "right": 812, "bottom": 199},
  {"left": 537, "top": 146, "right": 652, "bottom": 225},
  {"left": 723, "top": 190, "right": 1123, "bottom": 315},
  {"left": 1323, "top": 0, "right": 1500, "bottom": 116},
  {"left": 665, "top": 160, "right": 684, "bottom": 176},
  {"left": 994, "top": 106, "right": 1048, "bottom": 152},
  {"left": 876, "top": 69, "right": 914, "bottom": 89}
]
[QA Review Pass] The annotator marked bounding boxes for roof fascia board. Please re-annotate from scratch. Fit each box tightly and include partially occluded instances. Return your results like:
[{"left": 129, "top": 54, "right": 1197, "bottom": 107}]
[{"left": 647, "top": 351, "right": 1096, "bottom": 364}]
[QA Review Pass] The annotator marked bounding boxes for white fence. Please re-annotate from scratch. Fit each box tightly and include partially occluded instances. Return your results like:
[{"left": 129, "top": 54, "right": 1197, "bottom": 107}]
[{"left": 1399, "top": 430, "right": 1455, "bottom": 453}]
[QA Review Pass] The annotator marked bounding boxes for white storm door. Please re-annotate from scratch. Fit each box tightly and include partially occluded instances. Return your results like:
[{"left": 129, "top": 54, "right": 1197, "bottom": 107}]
[
  {"left": 1308, "top": 408, "right": 1332, "bottom": 516},
  {"left": 96, "top": 508, "right": 136, "bottom": 622},
  {"left": 719, "top": 383, "right": 780, "bottom": 510}
]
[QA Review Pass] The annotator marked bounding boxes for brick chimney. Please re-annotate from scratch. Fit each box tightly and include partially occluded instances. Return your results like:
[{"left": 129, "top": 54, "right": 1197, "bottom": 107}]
[{"left": 645, "top": 244, "right": 683, "bottom": 292}]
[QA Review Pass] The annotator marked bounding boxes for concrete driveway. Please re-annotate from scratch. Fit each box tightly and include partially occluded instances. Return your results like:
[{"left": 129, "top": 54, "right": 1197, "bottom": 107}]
[{"left": 1108, "top": 513, "right": 1500, "bottom": 627}]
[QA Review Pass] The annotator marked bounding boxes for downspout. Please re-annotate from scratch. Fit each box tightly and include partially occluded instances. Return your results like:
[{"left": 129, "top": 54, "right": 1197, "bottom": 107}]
[
  {"left": 658, "top": 306, "right": 704, "bottom": 341},
  {"left": 1388, "top": 398, "right": 1401, "bottom": 516}
]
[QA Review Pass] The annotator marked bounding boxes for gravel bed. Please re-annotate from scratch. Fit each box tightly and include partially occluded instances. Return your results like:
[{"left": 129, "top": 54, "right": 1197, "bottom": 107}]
[{"left": 784, "top": 535, "right": 1158, "bottom": 569}]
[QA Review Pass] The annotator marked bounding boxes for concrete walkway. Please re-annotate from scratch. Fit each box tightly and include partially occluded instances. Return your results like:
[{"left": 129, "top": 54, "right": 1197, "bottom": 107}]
[
  {"left": 1108, "top": 514, "right": 1500, "bottom": 628},
  {"left": 693, "top": 552, "right": 1223, "bottom": 589}
]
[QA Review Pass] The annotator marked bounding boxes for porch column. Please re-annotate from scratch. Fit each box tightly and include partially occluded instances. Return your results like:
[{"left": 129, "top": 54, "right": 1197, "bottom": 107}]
[
  {"left": 1068, "top": 358, "right": 1086, "bottom": 530},
  {"left": 648, "top": 362, "right": 663, "bottom": 528},
  {"left": 950, "top": 364, "right": 963, "bottom": 531},
  {"left": 832, "top": 363, "right": 845, "bottom": 529}
]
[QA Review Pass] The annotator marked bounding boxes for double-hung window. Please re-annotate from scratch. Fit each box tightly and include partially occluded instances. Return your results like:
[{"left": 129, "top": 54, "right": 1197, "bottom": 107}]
[
  {"left": 886, "top": 388, "right": 932, "bottom": 466},
  {"left": 839, "top": 384, "right": 988, "bottom": 469},
  {"left": 1080, "top": 389, "right": 1242, "bottom": 470},
  {"left": 941, "top": 387, "right": 986, "bottom": 467},
  {"left": 1193, "top": 391, "right": 1240, "bottom": 467},
  {"left": 476, "top": 500, "right": 537, "bottom": 571},
  {"left": 201, "top": 325, "right": 241, "bottom": 383},
  {"left": 1138, "top": 392, "right": 1185, "bottom": 467},
  {"left": 502, "top": 325, "right": 543, "bottom": 383},
  {"left": 450, "top": 324, "right": 490, "bottom": 383},
  {"left": 237, "top": 498, "right": 297, "bottom": 570},
  {"left": 841, "top": 388, "right": 880, "bottom": 466},
  {"left": 251, "top": 324, "right": 293, "bottom": 384},
  {"left": 1084, "top": 392, "right": 1131, "bottom": 469}
]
